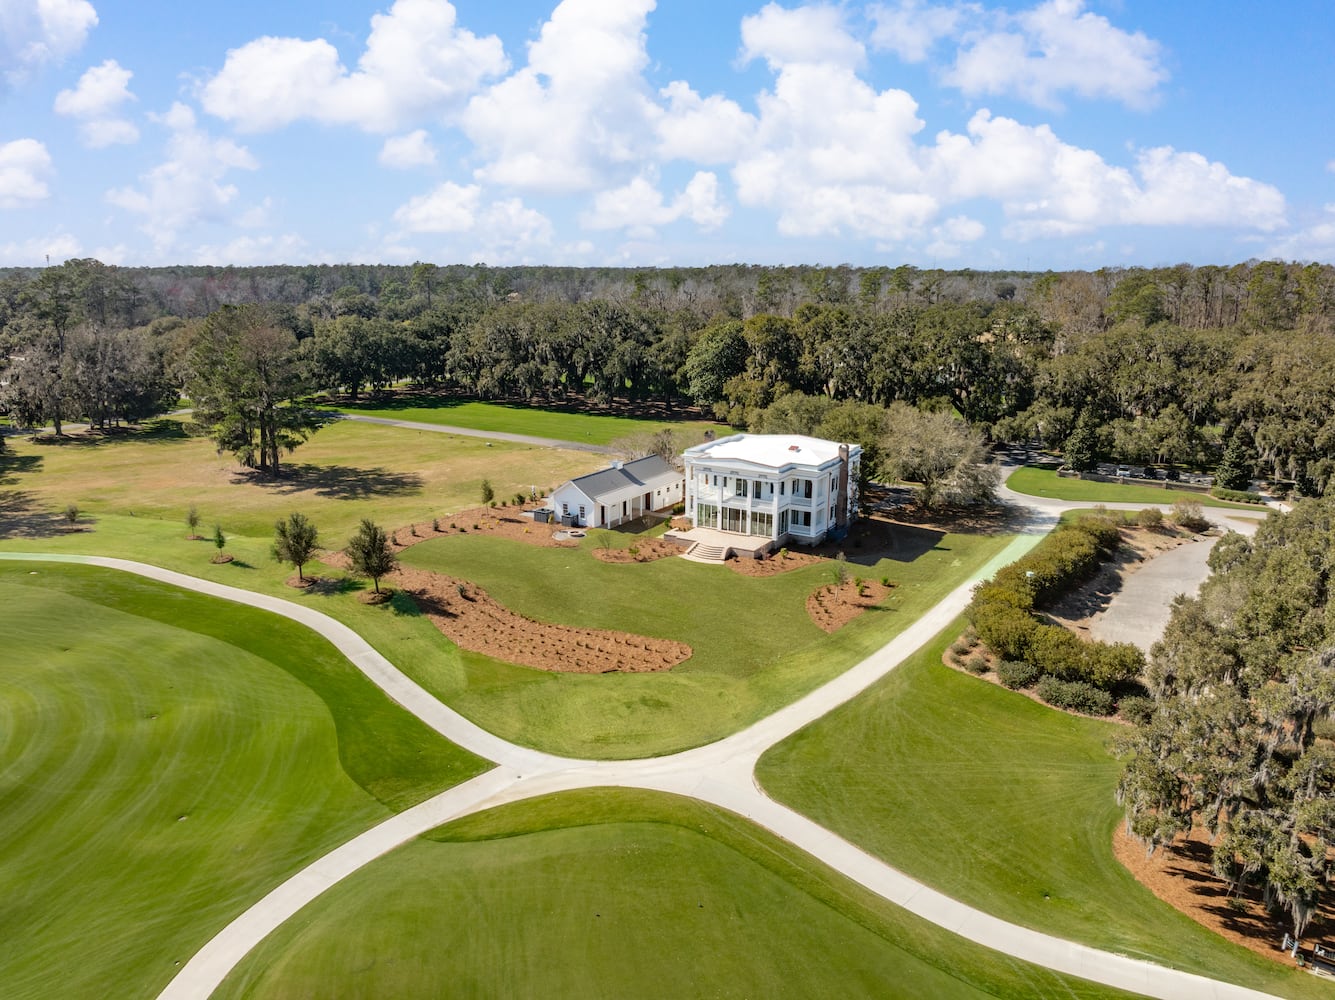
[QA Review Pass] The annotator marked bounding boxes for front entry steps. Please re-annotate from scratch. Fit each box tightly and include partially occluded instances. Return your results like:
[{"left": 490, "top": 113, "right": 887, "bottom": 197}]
[{"left": 682, "top": 541, "right": 729, "bottom": 563}]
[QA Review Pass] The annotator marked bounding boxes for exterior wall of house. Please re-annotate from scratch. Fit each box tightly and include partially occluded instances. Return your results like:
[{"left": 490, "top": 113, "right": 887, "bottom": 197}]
[
  {"left": 551, "top": 473, "right": 684, "bottom": 529},
  {"left": 551, "top": 484, "right": 597, "bottom": 527},
  {"left": 683, "top": 437, "right": 861, "bottom": 546}
]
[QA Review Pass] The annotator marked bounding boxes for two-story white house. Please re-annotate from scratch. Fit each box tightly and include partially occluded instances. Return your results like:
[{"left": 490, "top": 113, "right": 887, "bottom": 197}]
[{"left": 682, "top": 434, "right": 861, "bottom": 548}]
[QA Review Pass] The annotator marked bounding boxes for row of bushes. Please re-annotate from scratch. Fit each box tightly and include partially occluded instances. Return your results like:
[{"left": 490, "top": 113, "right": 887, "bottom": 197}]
[
  {"left": 1211, "top": 487, "right": 1267, "bottom": 505},
  {"left": 969, "top": 512, "right": 1146, "bottom": 690},
  {"left": 996, "top": 658, "right": 1157, "bottom": 720}
]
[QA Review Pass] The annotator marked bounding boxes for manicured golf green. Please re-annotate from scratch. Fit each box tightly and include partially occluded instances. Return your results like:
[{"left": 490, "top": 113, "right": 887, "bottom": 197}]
[
  {"left": 330, "top": 393, "right": 719, "bottom": 446},
  {"left": 0, "top": 562, "right": 486, "bottom": 1000},
  {"left": 1005, "top": 466, "right": 1262, "bottom": 510},
  {"left": 214, "top": 789, "right": 1140, "bottom": 1000},
  {"left": 756, "top": 622, "right": 1320, "bottom": 999},
  {"left": 398, "top": 525, "right": 1016, "bottom": 757}
]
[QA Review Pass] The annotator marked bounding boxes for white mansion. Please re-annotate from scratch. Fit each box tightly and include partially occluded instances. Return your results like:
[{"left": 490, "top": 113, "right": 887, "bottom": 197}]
[{"left": 682, "top": 433, "right": 862, "bottom": 547}]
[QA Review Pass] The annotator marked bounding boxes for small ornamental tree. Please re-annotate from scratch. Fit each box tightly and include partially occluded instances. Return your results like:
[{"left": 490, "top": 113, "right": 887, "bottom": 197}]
[
  {"left": 212, "top": 524, "right": 226, "bottom": 561},
  {"left": 272, "top": 512, "right": 319, "bottom": 582},
  {"left": 480, "top": 478, "right": 495, "bottom": 504},
  {"left": 347, "top": 518, "right": 397, "bottom": 594},
  {"left": 63, "top": 503, "right": 79, "bottom": 527},
  {"left": 186, "top": 505, "right": 201, "bottom": 538}
]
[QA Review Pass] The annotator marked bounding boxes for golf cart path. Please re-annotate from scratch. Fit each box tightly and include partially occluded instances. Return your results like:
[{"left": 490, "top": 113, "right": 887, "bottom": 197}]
[
  {"left": 337, "top": 412, "right": 616, "bottom": 453},
  {"left": 5, "top": 515, "right": 1281, "bottom": 998},
  {"left": 0, "top": 491, "right": 1280, "bottom": 1000}
]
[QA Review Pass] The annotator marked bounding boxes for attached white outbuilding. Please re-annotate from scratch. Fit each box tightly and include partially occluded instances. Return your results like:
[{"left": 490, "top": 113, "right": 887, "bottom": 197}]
[{"left": 550, "top": 455, "right": 684, "bottom": 528}]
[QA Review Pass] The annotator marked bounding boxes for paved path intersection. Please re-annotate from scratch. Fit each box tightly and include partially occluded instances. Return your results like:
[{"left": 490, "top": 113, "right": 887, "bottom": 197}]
[{"left": 0, "top": 485, "right": 1280, "bottom": 1000}]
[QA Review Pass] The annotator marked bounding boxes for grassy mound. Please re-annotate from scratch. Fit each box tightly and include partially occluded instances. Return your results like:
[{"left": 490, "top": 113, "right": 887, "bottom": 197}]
[
  {"left": 398, "top": 528, "right": 1014, "bottom": 757},
  {"left": 0, "top": 563, "right": 485, "bottom": 999},
  {"left": 756, "top": 621, "right": 1321, "bottom": 998},
  {"left": 214, "top": 789, "right": 1138, "bottom": 1000}
]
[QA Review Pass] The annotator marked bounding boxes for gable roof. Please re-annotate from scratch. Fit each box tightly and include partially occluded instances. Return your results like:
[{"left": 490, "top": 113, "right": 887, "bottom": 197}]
[{"left": 560, "top": 454, "right": 681, "bottom": 504}]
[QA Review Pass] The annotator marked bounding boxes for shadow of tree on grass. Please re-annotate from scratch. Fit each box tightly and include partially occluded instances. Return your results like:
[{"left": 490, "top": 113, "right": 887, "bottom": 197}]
[
  {"left": 0, "top": 490, "right": 72, "bottom": 539},
  {"left": 236, "top": 464, "right": 424, "bottom": 500},
  {"left": 0, "top": 453, "right": 43, "bottom": 486}
]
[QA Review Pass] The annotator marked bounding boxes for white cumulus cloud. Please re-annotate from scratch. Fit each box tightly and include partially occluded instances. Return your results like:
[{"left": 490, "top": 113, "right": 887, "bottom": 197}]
[
  {"left": 54, "top": 58, "right": 139, "bottom": 146},
  {"left": 1, "top": 0, "right": 97, "bottom": 85},
  {"left": 105, "top": 103, "right": 259, "bottom": 252},
  {"left": 200, "top": 0, "right": 506, "bottom": 132},
  {"left": 462, "top": 0, "right": 660, "bottom": 193},
  {"left": 870, "top": 0, "right": 970, "bottom": 63},
  {"left": 1266, "top": 206, "right": 1335, "bottom": 263},
  {"left": 0, "top": 230, "right": 81, "bottom": 263},
  {"left": 946, "top": 0, "right": 1167, "bottom": 109},
  {"left": 379, "top": 129, "right": 437, "bottom": 169},
  {"left": 0, "top": 137, "right": 53, "bottom": 206},
  {"left": 582, "top": 171, "right": 729, "bottom": 235},
  {"left": 392, "top": 180, "right": 480, "bottom": 233}
]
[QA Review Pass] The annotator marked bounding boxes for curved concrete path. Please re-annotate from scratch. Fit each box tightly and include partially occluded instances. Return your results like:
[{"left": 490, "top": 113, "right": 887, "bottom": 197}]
[
  {"left": 0, "top": 484, "right": 1283, "bottom": 1000},
  {"left": 336, "top": 412, "right": 615, "bottom": 453}
]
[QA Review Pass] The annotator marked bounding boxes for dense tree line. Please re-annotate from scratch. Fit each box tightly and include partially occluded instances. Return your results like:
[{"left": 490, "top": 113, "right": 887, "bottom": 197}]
[
  {"left": 1118, "top": 496, "right": 1335, "bottom": 940},
  {"left": 5, "top": 257, "right": 1335, "bottom": 493}
]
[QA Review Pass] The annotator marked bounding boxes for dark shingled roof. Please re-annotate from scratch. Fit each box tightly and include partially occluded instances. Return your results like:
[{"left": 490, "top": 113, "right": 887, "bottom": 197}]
[{"left": 567, "top": 454, "right": 680, "bottom": 500}]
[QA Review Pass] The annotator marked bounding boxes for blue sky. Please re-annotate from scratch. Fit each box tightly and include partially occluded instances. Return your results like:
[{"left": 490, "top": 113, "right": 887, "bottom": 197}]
[{"left": 2, "top": 0, "right": 1333, "bottom": 270}]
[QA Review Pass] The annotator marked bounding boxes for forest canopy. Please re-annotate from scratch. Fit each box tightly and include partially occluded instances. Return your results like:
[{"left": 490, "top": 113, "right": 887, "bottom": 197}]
[{"left": 3, "top": 258, "right": 1334, "bottom": 492}]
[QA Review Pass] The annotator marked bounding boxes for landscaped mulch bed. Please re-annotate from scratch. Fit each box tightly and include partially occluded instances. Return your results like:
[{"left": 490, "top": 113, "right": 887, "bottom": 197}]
[
  {"left": 591, "top": 538, "right": 683, "bottom": 563},
  {"left": 391, "top": 565, "right": 691, "bottom": 674},
  {"left": 728, "top": 549, "right": 824, "bottom": 576},
  {"left": 806, "top": 579, "right": 893, "bottom": 633},
  {"left": 388, "top": 505, "right": 577, "bottom": 551}
]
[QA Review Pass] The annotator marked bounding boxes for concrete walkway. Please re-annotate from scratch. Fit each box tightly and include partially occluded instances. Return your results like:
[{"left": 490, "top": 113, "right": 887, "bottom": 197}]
[
  {"left": 1, "top": 481, "right": 1287, "bottom": 1000},
  {"left": 336, "top": 412, "right": 615, "bottom": 453}
]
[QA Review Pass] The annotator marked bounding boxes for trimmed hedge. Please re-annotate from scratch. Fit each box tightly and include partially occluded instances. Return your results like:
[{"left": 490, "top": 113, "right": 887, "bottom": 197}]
[
  {"left": 1211, "top": 487, "right": 1266, "bottom": 505},
  {"left": 968, "top": 512, "right": 1145, "bottom": 690},
  {"left": 1034, "top": 676, "right": 1115, "bottom": 716}
]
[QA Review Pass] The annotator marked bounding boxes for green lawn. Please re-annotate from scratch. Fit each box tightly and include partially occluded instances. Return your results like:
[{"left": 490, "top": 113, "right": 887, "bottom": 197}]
[
  {"left": 0, "top": 416, "right": 597, "bottom": 542},
  {"left": 329, "top": 393, "right": 720, "bottom": 446},
  {"left": 0, "top": 562, "right": 487, "bottom": 1000},
  {"left": 1006, "top": 466, "right": 1263, "bottom": 510},
  {"left": 396, "top": 525, "right": 1015, "bottom": 758},
  {"left": 213, "top": 789, "right": 1141, "bottom": 1000},
  {"left": 756, "top": 622, "right": 1320, "bottom": 999}
]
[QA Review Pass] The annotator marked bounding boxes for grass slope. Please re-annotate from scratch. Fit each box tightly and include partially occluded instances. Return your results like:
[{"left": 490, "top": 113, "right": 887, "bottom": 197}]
[
  {"left": 215, "top": 789, "right": 1141, "bottom": 1000},
  {"left": 0, "top": 563, "right": 485, "bottom": 1000},
  {"left": 1006, "top": 467, "right": 1260, "bottom": 510},
  {"left": 330, "top": 394, "right": 719, "bottom": 446},
  {"left": 757, "top": 622, "right": 1320, "bottom": 999},
  {"left": 398, "top": 525, "right": 1013, "bottom": 757}
]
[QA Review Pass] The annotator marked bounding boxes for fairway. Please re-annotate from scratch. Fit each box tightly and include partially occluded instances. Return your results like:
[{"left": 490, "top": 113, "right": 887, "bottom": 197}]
[
  {"left": 329, "top": 393, "right": 719, "bottom": 446},
  {"left": 0, "top": 416, "right": 598, "bottom": 541},
  {"left": 1005, "top": 466, "right": 1261, "bottom": 510},
  {"left": 213, "top": 789, "right": 1140, "bottom": 1000},
  {"left": 0, "top": 562, "right": 485, "bottom": 1000},
  {"left": 756, "top": 623, "right": 1321, "bottom": 999},
  {"left": 398, "top": 525, "right": 1015, "bottom": 757}
]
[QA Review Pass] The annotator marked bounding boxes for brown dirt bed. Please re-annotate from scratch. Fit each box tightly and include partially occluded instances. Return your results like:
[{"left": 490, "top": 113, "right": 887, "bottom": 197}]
[
  {"left": 392, "top": 565, "right": 691, "bottom": 674},
  {"left": 1113, "top": 824, "right": 1335, "bottom": 964},
  {"left": 807, "top": 579, "right": 894, "bottom": 633}
]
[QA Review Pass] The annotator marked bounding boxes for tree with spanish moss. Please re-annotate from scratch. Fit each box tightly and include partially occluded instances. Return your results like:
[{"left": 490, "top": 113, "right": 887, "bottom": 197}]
[{"left": 1117, "top": 495, "right": 1335, "bottom": 941}]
